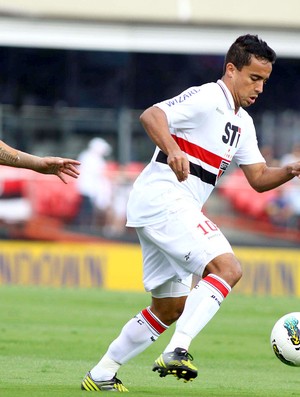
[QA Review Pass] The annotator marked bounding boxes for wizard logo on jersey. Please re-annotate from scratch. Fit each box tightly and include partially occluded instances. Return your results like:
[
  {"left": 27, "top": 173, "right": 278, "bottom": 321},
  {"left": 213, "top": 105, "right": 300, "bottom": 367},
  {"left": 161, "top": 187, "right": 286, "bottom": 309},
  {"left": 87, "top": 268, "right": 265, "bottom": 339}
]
[{"left": 217, "top": 159, "right": 230, "bottom": 180}]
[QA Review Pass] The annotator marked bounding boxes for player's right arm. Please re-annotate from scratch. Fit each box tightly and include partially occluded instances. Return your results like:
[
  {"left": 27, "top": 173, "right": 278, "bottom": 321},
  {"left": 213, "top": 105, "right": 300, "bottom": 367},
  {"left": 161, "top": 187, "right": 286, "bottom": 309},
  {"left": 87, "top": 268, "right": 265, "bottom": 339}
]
[{"left": 140, "top": 106, "right": 189, "bottom": 182}]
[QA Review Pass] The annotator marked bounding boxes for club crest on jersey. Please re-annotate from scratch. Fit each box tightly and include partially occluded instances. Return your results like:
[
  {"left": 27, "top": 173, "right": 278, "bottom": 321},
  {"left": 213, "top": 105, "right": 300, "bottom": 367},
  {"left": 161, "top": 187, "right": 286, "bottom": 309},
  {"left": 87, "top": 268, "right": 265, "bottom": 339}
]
[{"left": 217, "top": 159, "right": 230, "bottom": 179}]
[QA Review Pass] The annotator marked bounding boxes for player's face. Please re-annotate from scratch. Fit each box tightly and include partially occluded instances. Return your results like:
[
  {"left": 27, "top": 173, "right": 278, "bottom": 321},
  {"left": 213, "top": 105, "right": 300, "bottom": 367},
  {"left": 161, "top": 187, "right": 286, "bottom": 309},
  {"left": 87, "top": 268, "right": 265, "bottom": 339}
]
[{"left": 229, "top": 56, "right": 273, "bottom": 112}]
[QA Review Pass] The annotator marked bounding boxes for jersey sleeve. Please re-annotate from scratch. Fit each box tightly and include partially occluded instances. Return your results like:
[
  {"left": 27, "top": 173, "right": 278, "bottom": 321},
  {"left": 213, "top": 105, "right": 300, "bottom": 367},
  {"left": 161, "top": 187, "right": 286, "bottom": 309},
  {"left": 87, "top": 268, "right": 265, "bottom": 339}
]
[
  {"left": 234, "top": 117, "right": 266, "bottom": 166},
  {"left": 154, "top": 85, "right": 214, "bottom": 128}
]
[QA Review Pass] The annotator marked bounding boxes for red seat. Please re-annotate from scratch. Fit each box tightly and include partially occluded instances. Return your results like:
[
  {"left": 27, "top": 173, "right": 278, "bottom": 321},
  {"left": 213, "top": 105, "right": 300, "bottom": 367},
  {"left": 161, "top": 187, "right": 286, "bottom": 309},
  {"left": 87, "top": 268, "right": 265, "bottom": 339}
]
[
  {"left": 23, "top": 175, "right": 81, "bottom": 221},
  {"left": 219, "top": 169, "right": 278, "bottom": 220}
]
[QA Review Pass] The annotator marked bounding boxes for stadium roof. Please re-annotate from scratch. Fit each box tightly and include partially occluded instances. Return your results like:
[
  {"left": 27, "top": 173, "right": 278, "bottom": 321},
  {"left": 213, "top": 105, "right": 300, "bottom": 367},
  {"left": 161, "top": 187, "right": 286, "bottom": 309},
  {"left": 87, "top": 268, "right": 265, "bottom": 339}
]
[
  {"left": 0, "top": 0, "right": 300, "bottom": 57},
  {"left": 0, "top": 18, "right": 300, "bottom": 58}
]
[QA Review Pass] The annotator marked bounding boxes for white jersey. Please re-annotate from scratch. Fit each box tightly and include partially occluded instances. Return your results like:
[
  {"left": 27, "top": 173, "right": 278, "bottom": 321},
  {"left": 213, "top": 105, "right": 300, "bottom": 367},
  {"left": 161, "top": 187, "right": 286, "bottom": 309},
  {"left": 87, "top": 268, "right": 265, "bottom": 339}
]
[{"left": 126, "top": 79, "right": 265, "bottom": 227}]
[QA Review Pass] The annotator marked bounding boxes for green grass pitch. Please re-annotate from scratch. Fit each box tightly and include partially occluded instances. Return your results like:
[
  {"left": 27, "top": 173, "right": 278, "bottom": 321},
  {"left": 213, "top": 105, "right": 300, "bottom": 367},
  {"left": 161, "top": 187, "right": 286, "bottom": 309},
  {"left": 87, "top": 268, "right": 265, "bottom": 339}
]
[{"left": 1, "top": 285, "right": 300, "bottom": 396}]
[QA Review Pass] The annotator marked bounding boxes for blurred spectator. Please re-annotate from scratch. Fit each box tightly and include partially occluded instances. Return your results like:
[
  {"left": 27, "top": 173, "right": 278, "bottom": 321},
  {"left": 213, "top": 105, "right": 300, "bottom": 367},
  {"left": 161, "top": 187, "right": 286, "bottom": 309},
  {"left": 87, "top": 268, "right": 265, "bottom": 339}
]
[
  {"left": 279, "top": 142, "right": 300, "bottom": 229},
  {"left": 265, "top": 187, "right": 295, "bottom": 228},
  {"left": 107, "top": 163, "right": 144, "bottom": 237},
  {"left": 260, "top": 144, "right": 280, "bottom": 166},
  {"left": 281, "top": 142, "right": 300, "bottom": 165},
  {"left": 75, "top": 137, "right": 113, "bottom": 229}
]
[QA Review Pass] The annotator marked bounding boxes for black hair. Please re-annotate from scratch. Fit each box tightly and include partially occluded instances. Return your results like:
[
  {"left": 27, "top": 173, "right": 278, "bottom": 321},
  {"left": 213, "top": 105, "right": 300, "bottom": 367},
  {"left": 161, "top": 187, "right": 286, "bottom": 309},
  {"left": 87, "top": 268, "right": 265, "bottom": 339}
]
[{"left": 223, "top": 34, "right": 277, "bottom": 74}]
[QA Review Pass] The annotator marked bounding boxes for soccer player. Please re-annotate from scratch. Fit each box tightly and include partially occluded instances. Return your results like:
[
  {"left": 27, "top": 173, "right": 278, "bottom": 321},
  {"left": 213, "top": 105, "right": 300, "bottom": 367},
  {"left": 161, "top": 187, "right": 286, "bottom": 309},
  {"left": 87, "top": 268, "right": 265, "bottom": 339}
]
[
  {"left": 81, "top": 34, "right": 300, "bottom": 392},
  {"left": 0, "top": 140, "right": 80, "bottom": 182}
]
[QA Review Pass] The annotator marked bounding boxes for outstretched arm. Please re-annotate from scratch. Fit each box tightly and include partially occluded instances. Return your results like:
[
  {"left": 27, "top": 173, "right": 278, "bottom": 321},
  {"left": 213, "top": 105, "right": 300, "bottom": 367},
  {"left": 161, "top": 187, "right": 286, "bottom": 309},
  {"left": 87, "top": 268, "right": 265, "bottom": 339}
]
[
  {"left": 0, "top": 140, "right": 80, "bottom": 184},
  {"left": 240, "top": 162, "right": 300, "bottom": 192}
]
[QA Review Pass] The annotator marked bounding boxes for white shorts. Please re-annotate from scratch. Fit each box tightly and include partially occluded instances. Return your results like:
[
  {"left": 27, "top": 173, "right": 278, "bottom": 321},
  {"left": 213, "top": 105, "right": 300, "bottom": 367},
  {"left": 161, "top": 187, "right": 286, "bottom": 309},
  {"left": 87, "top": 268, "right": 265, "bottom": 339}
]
[{"left": 136, "top": 204, "right": 233, "bottom": 296}]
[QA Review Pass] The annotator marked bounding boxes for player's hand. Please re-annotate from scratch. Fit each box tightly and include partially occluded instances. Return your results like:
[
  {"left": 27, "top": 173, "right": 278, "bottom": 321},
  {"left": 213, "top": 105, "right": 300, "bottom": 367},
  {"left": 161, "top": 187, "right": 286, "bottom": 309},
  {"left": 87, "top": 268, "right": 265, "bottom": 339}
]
[
  {"left": 167, "top": 150, "right": 190, "bottom": 182},
  {"left": 290, "top": 162, "right": 300, "bottom": 178},
  {"left": 37, "top": 157, "right": 81, "bottom": 183}
]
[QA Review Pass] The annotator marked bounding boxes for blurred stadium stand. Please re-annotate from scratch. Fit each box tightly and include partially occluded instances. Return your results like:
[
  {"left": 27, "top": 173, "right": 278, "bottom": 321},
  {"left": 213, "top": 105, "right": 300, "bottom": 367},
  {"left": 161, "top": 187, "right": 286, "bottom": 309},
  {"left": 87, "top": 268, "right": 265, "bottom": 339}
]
[{"left": 0, "top": 1, "right": 300, "bottom": 245}]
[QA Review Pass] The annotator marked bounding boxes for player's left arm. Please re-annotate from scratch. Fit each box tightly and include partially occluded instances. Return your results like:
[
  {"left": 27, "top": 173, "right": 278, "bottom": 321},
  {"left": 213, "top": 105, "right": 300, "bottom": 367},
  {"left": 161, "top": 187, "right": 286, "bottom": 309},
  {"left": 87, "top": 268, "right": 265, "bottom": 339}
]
[
  {"left": 240, "top": 162, "right": 300, "bottom": 192},
  {"left": 0, "top": 140, "right": 80, "bottom": 184}
]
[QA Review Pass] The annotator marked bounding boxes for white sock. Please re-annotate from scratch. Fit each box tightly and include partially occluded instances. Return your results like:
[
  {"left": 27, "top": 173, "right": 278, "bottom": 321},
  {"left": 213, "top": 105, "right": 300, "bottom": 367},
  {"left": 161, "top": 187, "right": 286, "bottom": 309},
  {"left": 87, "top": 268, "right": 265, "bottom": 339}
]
[
  {"left": 90, "top": 307, "right": 168, "bottom": 381},
  {"left": 164, "top": 274, "right": 231, "bottom": 352}
]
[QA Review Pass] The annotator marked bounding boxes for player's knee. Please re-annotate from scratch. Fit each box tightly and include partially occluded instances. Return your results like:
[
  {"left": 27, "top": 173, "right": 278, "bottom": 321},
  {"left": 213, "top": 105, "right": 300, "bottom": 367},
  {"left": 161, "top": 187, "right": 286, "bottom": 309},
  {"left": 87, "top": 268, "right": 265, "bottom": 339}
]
[
  {"left": 162, "top": 306, "right": 184, "bottom": 324},
  {"left": 204, "top": 254, "right": 242, "bottom": 288},
  {"left": 224, "top": 257, "right": 243, "bottom": 287},
  {"left": 159, "top": 305, "right": 185, "bottom": 325},
  {"left": 150, "top": 298, "right": 186, "bottom": 325},
  {"left": 219, "top": 258, "right": 242, "bottom": 287},
  {"left": 230, "top": 262, "right": 243, "bottom": 286},
  {"left": 171, "top": 305, "right": 185, "bottom": 322}
]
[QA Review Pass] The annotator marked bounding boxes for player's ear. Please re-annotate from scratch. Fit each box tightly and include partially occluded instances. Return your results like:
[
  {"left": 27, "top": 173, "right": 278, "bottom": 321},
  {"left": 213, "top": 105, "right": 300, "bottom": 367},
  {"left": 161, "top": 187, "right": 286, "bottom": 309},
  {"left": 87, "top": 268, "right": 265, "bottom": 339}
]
[{"left": 225, "top": 63, "right": 236, "bottom": 78}]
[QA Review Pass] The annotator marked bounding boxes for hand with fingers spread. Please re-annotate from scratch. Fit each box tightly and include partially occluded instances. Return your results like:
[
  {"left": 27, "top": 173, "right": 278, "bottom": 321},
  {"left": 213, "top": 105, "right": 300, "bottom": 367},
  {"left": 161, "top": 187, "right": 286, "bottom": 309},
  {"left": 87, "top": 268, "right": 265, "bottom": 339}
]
[
  {"left": 34, "top": 156, "right": 81, "bottom": 183},
  {"left": 0, "top": 139, "right": 80, "bottom": 183}
]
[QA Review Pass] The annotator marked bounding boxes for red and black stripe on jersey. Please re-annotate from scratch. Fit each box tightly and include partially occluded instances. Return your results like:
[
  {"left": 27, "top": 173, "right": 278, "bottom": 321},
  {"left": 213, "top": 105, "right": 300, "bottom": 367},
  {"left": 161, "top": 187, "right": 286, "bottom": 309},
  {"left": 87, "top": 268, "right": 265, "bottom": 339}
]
[
  {"left": 155, "top": 135, "right": 228, "bottom": 186},
  {"left": 156, "top": 150, "right": 217, "bottom": 185}
]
